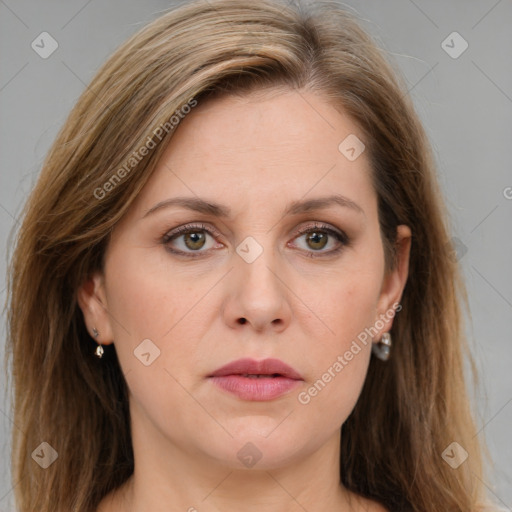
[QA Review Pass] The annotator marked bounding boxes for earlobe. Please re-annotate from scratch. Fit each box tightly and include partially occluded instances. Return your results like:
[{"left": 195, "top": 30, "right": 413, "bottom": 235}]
[{"left": 76, "top": 271, "right": 115, "bottom": 346}]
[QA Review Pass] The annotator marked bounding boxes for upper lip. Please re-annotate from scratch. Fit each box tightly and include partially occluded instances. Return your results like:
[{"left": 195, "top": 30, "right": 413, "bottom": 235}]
[{"left": 209, "top": 358, "right": 303, "bottom": 380}]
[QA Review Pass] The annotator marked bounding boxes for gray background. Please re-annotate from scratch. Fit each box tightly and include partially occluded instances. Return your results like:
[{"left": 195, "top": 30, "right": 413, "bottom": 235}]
[{"left": 0, "top": 0, "right": 511, "bottom": 510}]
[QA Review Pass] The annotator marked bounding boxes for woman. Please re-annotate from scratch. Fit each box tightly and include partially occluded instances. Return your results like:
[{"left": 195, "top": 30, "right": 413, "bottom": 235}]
[{"left": 5, "top": 0, "right": 504, "bottom": 510}]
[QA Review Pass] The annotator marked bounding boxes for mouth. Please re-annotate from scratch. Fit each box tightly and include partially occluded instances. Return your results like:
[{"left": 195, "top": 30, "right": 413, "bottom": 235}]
[
  {"left": 208, "top": 358, "right": 303, "bottom": 401},
  {"left": 237, "top": 374, "right": 283, "bottom": 378},
  {"left": 209, "top": 357, "right": 303, "bottom": 380}
]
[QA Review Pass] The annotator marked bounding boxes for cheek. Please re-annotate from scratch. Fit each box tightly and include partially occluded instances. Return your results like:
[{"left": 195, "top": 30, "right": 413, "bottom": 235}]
[
  {"left": 103, "top": 240, "right": 209, "bottom": 343},
  {"left": 305, "top": 246, "right": 384, "bottom": 352},
  {"left": 102, "top": 241, "right": 233, "bottom": 418},
  {"left": 103, "top": 247, "right": 212, "bottom": 448},
  {"left": 293, "top": 247, "right": 384, "bottom": 423},
  {"left": 296, "top": 348, "right": 370, "bottom": 436}
]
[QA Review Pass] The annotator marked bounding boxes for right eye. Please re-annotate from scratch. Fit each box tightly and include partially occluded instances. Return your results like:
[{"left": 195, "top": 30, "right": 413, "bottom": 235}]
[{"left": 162, "top": 223, "right": 223, "bottom": 258}]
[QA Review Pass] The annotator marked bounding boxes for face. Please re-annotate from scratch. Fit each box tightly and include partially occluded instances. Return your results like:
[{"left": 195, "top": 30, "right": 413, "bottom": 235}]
[{"left": 78, "top": 88, "right": 410, "bottom": 472}]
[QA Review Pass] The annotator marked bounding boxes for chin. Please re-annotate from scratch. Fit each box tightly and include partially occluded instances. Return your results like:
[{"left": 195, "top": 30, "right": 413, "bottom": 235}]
[{"left": 197, "top": 423, "right": 315, "bottom": 471}]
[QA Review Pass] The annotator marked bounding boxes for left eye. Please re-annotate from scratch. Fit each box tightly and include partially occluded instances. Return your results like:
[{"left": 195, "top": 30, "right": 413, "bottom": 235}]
[
  {"left": 292, "top": 225, "right": 347, "bottom": 255},
  {"left": 162, "top": 222, "right": 348, "bottom": 258}
]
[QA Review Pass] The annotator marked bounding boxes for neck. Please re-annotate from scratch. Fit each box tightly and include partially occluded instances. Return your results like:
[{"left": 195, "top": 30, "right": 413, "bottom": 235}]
[{"left": 99, "top": 410, "right": 362, "bottom": 512}]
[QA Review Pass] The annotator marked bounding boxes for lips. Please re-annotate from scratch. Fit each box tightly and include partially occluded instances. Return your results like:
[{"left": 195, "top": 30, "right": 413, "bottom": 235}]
[
  {"left": 208, "top": 358, "right": 303, "bottom": 401},
  {"left": 209, "top": 358, "right": 303, "bottom": 380}
]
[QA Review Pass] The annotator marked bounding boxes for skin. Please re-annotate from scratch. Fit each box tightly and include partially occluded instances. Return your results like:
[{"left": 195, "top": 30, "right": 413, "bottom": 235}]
[{"left": 78, "top": 88, "right": 411, "bottom": 512}]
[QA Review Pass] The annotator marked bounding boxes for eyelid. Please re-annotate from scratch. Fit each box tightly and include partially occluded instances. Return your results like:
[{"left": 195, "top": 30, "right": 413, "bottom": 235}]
[
  {"left": 162, "top": 222, "right": 223, "bottom": 242},
  {"left": 292, "top": 221, "right": 347, "bottom": 241},
  {"left": 163, "top": 221, "right": 345, "bottom": 239}
]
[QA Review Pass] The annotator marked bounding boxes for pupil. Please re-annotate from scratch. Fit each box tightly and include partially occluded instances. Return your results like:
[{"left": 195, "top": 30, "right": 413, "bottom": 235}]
[{"left": 308, "top": 232, "right": 327, "bottom": 250}]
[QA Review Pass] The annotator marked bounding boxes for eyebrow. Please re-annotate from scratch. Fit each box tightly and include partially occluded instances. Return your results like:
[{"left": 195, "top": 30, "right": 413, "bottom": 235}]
[{"left": 143, "top": 194, "right": 365, "bottom": 219}]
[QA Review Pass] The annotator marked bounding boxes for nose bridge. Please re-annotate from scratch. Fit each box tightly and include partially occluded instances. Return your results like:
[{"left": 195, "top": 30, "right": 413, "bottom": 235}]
[
  {"left": 226, "top": 232, "right": 291, "bottom": 331},
  {"left": 235, "top": 233, "right": 281, "bottom": 292}
]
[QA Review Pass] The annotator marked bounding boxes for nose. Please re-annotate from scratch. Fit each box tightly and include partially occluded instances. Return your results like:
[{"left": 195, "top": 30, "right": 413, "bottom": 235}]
[{"left": 222, "top": 244, "right": 292, "bottom": 334}]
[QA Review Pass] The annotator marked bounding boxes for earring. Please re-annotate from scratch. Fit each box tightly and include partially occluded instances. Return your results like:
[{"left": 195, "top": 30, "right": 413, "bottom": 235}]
[
  {"left": 92, "top": 327, "right": 104, "bottom": 359},
  {"left": 372, "top": 332, "right": 391, "bottom": 361}
]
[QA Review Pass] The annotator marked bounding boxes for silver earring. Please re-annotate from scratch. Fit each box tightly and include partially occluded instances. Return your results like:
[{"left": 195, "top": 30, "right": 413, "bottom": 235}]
[
  {"left": 372, "top": 332, "right": 391, "bottom": 361},
  {"left": 92, "top": 327, "right": 104, "bottom": 359}
]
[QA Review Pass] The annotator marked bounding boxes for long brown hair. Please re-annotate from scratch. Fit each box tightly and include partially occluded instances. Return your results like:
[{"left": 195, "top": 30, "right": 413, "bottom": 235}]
[{"left": 6, "top": 0, "right": 490, "bottom": 510}]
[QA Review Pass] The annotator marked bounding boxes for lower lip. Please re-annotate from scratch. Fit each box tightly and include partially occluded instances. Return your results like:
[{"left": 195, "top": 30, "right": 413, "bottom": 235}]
[{"left": 209, "top": 375, "right": 302, "bottom": 401}]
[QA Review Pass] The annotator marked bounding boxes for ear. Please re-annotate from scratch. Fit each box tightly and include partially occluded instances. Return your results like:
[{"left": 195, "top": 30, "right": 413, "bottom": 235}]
[
  {"left": 76, "top": 271, "right": 115, "bottom": 345},
  {"left": 374, "top": 224, "right": 411, "bottom": 337}
]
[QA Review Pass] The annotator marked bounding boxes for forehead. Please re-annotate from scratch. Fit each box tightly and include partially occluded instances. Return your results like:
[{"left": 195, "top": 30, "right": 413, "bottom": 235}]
[
  {"left": 132, "top": 88, "right": 376, "bottom": 220},
  {"left": 168, "top": 88, "right": 366, "bottom": 166}
]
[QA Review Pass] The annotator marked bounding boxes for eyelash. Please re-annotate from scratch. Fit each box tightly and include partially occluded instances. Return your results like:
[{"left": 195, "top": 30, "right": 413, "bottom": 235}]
[{"left": 161, "top": 222, "right": 349, "bottom": 259}]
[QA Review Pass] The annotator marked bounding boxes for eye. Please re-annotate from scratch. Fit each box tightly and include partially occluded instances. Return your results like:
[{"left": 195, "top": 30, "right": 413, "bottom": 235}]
[
  {"left": 162, "top": 223, "right": 222, "bottom": 258},
  {"left": 290, "top": 222, "right": 349, "bottom": 258},
  {"left": 161, "top": 222, "right": 349, "bottom": 259}
]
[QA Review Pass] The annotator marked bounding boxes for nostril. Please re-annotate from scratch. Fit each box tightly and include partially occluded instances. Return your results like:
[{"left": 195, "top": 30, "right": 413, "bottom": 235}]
[{"left": 239, "top": 318, "right": 247, "bottom": 324}]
